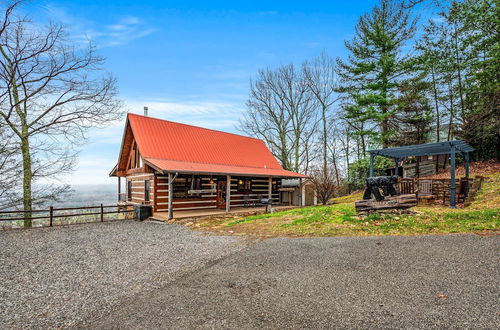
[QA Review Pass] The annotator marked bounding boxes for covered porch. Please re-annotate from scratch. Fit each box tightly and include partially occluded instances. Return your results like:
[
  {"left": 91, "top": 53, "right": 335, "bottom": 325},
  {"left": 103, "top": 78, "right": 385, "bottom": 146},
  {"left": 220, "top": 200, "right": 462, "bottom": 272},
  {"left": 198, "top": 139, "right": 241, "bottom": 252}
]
[
  {"left": 156, "top": 173, "right": 307, "bottom": 220},
  {"left": 152, "top": 205, "right": 298, "bottom": 221}
]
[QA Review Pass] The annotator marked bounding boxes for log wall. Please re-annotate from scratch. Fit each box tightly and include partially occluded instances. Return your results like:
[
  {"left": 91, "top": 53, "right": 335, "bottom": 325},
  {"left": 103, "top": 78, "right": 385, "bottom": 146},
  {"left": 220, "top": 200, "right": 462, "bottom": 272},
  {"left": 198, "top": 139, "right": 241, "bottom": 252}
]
[
  {"left": 154, "top": 175, "right": 281, "bottom": 212},
  {"left": 125, "top": 171, "right": 155, "bottom": 207}
]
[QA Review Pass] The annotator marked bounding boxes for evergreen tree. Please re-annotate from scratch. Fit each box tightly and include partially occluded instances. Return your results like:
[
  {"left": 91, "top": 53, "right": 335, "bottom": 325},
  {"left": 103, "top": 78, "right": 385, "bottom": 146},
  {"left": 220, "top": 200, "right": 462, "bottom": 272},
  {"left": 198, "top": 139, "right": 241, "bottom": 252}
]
[
  {"left": 336, "top": 0, "right": 418, "bottom": 149},
  {"left": 417, "top": 0, "right": 499, "bottom": 159},
  {"left": 454, "top": 0, "right": 499, "bottom": 159},
  {"left": 391, "top": 78, "right": 433, "bottom": 146}
]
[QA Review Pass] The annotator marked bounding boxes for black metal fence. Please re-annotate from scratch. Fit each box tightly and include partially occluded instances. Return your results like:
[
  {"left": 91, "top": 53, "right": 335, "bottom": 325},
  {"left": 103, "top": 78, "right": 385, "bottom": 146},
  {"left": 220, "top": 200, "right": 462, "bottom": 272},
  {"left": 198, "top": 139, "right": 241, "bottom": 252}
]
[{"left": 0, "top": 205, "right": 135, "bottom": 229}]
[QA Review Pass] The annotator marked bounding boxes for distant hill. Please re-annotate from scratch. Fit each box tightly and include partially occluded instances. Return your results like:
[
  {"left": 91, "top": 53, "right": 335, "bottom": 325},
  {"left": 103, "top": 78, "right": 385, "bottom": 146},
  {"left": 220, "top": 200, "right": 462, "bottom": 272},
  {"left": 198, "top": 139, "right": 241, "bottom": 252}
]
[{"left": 54, "top": 184, "right": 117, "bottom": 208}]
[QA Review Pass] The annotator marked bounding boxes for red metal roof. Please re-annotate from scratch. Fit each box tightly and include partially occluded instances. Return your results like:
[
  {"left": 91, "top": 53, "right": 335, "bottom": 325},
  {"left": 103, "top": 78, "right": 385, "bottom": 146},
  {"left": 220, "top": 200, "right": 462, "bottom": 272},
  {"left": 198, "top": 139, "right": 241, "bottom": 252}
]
[{"left": 124, "top": 113, "right": 305, "bottom": 178}]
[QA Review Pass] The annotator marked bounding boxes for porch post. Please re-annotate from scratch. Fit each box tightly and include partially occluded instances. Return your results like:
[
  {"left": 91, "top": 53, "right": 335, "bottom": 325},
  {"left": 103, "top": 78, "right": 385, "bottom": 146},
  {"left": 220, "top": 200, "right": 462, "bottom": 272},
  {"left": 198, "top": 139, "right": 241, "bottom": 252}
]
[
  {"left": 117, "top": 176, "right": 121, "bottom": 200},
  {"left": 394, "top": 158, "right": 399, "bottom": 177},
  {"left": 369, "top": 153, "right": 374, "bottom": 177},
  {"left": 117, "top": 176, "right": 121, "bottom": 211},
  {"left": 226, "top": 175, "right": 231, "bottom": 213},
  {"left": 299, "top": 178, "right": 303, "bottom": 207},
  {"left": 168, "top": 172, "right": 174, "bottom": 219},
  {"left": 450, "top": 146, "right": 456, "bottom": 208},
  {"left": 268, "top": 177, "right": 272, "bottom": 200},
  {"left": 301, "top": 179, "right": 306, "bottom": 207}
]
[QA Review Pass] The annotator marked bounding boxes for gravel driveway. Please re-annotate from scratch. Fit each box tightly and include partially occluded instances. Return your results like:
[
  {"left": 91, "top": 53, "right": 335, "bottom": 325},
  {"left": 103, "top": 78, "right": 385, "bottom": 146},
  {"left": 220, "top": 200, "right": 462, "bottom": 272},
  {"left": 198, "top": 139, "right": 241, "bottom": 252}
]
[
  {"left": 88, "top": 233, "right": 500, "bottom": 329},
  {"left": 0, "top": 221, "right": 246, "bottom": 329},
  {"left": 1, "top": 223, "right": 498, "bottom": 329}
]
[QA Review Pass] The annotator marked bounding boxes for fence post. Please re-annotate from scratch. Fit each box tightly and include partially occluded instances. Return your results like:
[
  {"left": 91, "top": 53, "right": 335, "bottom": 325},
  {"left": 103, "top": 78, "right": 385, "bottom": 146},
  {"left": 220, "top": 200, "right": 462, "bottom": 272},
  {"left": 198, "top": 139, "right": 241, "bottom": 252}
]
[
  {"left": 100, "top": 204, "right": 104, "bottom": 222},
  {"left": 49, "top": 206, "right": 53, "bottom": 227}
]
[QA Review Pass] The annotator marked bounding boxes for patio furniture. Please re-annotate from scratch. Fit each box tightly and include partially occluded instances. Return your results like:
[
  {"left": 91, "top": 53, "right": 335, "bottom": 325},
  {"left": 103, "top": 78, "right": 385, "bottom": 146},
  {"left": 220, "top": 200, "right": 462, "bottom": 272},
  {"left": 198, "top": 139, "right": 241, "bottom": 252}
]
[
  {"left": 417, "top": 180, "right": 434, "bottom": 204},
  {"left": 368, "top": 140, "right": 474, "bottom": 208},
  {"left": 242, "top": 195, "right": 251, "bottom": 208}
]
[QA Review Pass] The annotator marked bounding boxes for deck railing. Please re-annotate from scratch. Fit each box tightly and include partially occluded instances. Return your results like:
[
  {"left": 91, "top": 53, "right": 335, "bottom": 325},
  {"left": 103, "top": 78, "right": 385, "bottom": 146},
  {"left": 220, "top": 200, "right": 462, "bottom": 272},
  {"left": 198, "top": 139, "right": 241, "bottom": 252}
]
[{"left": 0, "top": 204, "right": 135, "bottom": 229}]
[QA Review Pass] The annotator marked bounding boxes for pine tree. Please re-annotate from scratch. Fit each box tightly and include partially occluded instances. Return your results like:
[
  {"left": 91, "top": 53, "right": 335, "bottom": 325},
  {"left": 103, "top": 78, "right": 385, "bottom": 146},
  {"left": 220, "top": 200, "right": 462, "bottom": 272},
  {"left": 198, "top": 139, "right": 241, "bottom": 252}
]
[
  {"left": 336, "top": 0, "right": 417, "bottom": 149},
  {"left": 391, "top": 78, "right": 433, "bottom": 146},
  {"left": 417, "top": 0, "right": 499, "bottom": 159}
]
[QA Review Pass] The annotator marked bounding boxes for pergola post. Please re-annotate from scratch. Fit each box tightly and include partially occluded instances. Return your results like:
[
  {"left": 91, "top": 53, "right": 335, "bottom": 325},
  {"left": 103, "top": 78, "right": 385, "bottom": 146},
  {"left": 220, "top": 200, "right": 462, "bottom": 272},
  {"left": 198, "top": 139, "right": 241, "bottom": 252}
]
[
  {"left": 168, "top": 173, "right": 174, "bottom": 219},
  {"left": 465, "top": 152, "right": 470, "bottom": 196},
  {"left": 450, "top": 146, "right": 456, "bottom": 208},
  {"left": 226, "top": 175, "right": 231, "bottom": 213},
  {"left": 369, "top": 153, "right": 374, "bottom": 177}
]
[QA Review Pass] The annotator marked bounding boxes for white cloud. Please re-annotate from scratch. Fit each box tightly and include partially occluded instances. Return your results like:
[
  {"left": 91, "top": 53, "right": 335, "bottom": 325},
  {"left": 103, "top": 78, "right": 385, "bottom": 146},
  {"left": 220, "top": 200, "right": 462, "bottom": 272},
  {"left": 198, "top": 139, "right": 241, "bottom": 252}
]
[
  {"left": 124, "top": 99, "right": 244, "bottom": 130},
  {"left": 43, "top": 4, "right": 156, "bottom": 48},
  {"left": 58, "top": 98, "right": 247, "bottom": 185}
]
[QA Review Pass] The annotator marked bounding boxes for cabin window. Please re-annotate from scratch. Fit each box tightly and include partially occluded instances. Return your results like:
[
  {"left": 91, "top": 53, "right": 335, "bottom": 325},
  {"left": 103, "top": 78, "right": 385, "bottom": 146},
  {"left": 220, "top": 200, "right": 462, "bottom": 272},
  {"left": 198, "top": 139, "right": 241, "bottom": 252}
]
[
  {"left": 144, "top": 180, "right": 150, "bottom": 201},
  {"left": 127, "top": 180, "right": 132, "bottom": 200},
  {"left": 272, "top": 180, "right": 278, "bottom": 191},
  {"left": 128, "top": 142, "right": 142, "bottom": 169},
  {"left": 172, "top": 177, "right": 203, "bottom": 198},
  {"left": 237, "top": 178, "right": 252, "bottom": 192}
]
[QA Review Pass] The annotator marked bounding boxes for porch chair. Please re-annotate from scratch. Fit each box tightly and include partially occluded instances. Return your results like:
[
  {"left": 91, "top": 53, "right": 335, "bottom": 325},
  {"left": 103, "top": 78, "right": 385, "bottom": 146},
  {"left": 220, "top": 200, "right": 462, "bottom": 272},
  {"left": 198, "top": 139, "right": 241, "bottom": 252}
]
[
  {"left": 417, "top": 180, "right": 434, "bottom": 205},
  {"left": 242, "top": 195, "right": 250, "bottom": 208}
]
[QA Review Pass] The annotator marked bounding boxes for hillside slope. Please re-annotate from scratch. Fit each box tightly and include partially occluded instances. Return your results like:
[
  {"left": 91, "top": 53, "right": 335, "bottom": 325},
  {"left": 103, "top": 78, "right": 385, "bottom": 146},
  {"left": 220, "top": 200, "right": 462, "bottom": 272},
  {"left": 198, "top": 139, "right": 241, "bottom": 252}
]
[{"left": 194, "top": 161, "right": 499, "bottom": 237}]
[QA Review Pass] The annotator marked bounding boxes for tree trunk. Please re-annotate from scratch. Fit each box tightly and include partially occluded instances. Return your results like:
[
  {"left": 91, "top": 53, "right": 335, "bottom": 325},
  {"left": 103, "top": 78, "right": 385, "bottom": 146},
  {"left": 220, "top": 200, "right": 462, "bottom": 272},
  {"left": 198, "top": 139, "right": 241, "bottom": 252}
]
[
  {"left": 322, "top": 105, "right": 328, "bottom": 180},
  {"left": 447, "top": 81, "right": 454, "bottom": 141},
  {"left": 431, "top": 67, "right": 440, "bottom": 142},
  {"left": 20, "top": 134, "right": 33, "bottom": 228}
]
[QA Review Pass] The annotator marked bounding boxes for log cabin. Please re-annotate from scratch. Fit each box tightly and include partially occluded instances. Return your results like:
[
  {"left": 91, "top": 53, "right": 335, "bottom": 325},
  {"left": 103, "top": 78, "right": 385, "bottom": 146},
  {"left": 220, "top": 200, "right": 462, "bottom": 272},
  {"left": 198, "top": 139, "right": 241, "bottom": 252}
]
[{"left": 110, "top": 113, "right": 310, "bottom": 219}]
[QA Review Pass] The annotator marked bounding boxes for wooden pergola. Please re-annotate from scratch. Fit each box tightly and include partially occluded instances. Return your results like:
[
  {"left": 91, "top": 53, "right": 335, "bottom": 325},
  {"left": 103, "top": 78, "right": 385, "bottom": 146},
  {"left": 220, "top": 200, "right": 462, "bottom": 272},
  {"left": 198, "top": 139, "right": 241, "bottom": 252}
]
[{"left": 368, "top": 140, "right": 474, "bottom": 208}]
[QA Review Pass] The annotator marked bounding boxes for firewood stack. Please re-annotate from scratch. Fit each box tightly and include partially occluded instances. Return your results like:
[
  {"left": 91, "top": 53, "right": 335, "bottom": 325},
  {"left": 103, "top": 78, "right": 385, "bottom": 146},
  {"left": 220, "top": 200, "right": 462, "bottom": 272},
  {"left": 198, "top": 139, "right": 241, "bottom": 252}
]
[{"left": 355, "top": 194, "right": 418, "bottom": 215}]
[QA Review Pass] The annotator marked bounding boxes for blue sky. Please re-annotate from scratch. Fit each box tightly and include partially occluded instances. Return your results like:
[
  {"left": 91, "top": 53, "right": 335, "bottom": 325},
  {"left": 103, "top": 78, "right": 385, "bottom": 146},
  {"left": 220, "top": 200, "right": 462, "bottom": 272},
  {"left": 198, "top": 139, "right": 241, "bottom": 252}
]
[{"left": 26, "top": 0, "right": 383, "bottom": 185}]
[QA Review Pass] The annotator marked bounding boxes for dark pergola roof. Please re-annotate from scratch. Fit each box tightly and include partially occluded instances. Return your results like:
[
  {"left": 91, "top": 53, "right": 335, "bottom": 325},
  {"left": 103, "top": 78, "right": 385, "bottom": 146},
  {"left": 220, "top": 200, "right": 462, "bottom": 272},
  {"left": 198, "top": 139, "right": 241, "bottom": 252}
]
[{"left": 368, "top": 140, "right": 474, "bottom": 159}]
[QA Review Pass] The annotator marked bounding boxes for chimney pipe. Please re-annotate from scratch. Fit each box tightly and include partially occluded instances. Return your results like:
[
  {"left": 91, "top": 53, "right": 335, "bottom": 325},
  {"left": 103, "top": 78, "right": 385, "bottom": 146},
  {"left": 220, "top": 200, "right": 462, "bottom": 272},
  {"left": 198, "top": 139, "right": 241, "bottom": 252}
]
[{"left": 144, "top": 106, "right": 148, "bottom": 116}]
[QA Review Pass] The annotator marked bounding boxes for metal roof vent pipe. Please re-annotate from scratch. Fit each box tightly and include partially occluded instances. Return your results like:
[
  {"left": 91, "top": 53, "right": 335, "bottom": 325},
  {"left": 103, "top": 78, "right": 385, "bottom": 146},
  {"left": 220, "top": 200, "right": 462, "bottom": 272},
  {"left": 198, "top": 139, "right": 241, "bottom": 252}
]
[{"left": 144, "top": 106, "right": 148, "bottom": 116}]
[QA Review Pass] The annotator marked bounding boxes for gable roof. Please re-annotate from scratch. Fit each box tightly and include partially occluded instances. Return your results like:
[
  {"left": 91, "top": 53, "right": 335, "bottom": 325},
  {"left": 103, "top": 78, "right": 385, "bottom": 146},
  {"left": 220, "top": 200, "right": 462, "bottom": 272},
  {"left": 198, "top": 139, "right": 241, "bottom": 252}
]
[{"left": 113, "top": 113, "right": 305, "bottom": 178}]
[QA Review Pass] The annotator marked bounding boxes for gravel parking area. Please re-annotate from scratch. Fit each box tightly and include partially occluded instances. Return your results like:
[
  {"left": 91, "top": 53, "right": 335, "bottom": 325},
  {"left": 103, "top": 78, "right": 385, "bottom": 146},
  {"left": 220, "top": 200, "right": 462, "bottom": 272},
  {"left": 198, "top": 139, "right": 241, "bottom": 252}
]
[
  {"left": 90, "top": 233, "right": 500, "bottom": 329},
  {"left": 0, "top": 221, "right": 246, "bottom": 329}
]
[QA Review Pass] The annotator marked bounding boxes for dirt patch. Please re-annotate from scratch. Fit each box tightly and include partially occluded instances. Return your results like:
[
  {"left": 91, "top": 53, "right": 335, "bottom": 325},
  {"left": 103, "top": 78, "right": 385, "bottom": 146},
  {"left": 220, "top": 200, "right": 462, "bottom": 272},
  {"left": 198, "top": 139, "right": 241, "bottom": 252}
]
[{"left": 424, "top": 160, "right": 500, "bottom": 179}]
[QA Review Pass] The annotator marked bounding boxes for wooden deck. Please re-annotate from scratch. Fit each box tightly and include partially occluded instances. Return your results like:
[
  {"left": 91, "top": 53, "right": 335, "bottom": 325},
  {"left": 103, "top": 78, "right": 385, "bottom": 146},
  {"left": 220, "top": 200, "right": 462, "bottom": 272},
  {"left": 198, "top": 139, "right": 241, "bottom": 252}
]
[{"left": 152, "top": 205, "right": 298, "bottom": 221}]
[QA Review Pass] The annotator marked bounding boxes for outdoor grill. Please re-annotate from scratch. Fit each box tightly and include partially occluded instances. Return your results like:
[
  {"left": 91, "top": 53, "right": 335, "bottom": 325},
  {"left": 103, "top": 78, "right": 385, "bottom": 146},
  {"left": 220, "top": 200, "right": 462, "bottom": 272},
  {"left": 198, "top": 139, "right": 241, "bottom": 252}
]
[{"left": 260, "top": 198, "right": 272, "bottom": 205}]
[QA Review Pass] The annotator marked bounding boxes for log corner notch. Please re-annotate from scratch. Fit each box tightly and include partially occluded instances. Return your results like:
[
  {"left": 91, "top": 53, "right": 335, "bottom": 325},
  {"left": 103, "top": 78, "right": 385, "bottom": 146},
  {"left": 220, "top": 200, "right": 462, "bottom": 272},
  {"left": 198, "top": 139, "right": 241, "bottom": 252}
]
[{"left": 355, "top": 194, "right": 418, "bottom": 215}]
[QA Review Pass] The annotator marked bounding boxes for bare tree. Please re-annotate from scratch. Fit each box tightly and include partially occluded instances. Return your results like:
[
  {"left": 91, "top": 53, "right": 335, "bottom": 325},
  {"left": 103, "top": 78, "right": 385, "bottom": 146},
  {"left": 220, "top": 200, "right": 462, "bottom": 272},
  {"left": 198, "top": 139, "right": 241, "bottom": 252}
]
[
  {"left": 239, "top": 64, "right": 317, "bottom": 173},
  {"left": 0, "top": 1, "right": 122, "bottom": 226},
  {"left": 308, "top": 165, "right": 337, "bottom": 205},
  {"left": 0, "top": 124, "right": 22, "bottom": 209},
  {"left": 303, "top": 53, "right": 340, "bottom": 179}
]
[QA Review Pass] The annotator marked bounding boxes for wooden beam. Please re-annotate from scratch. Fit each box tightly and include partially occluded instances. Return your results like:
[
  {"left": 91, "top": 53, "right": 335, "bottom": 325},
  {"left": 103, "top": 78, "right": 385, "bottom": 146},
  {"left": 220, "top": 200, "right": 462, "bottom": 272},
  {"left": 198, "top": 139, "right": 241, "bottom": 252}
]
[
  {"left": 226, "top": 175, "right": 231, "bottom": 212},
  {"left": 117, "top": 176, "right": 121, "bottom": 204},
  {"left": 168, "top": 173, "right": 174, "bottom": 219},
  {"left": 465, "top": 152, "right": 470, "bottom": 197},
  {"left": 299, "top": 178, "right": 304, "bottom": 207},
  {"left": 450, "top": 146, "right": 456, "bottom": 208},
  {"left": 268, "top": 177, "right": 272, "bottom": 200}
]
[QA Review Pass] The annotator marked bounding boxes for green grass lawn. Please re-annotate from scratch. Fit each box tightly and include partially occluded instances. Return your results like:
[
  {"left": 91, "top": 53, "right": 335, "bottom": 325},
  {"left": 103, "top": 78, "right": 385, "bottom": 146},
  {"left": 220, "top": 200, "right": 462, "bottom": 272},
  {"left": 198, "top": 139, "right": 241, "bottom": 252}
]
[{"left": 196, "top": 171, "right": 499, "bottom": 237}]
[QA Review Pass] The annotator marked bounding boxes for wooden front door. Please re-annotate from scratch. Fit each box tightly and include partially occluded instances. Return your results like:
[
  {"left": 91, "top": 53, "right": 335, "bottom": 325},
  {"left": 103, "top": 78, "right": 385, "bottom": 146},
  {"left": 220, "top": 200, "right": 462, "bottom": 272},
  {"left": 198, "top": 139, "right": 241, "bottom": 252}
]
[{"left": 217, "top": 180, "right": 227, "bottom": 208}]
